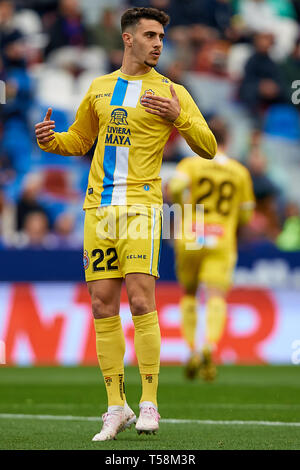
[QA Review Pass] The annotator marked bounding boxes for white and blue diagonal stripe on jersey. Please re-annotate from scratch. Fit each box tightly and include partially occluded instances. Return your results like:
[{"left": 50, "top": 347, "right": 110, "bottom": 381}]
[
  {"left": 101, "top": 146, "right": 117, "bottom": 206},
  {"left": 110, "top": 77, "right": 142, "bottom": 108},
  {"left": 100, "top": 77, "right": 143, "bottom": 206}
]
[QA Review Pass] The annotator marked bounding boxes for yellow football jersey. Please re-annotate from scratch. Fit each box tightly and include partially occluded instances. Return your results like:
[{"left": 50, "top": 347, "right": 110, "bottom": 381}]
[
  {"left": 170, "top": 153, "right": 255, "bottom": 250},
  {"left": 38, "top": 68, "right": 216, "bottom": 209}
]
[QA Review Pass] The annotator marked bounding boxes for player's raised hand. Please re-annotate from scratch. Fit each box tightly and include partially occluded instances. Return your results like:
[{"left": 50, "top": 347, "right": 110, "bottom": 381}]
[
  {"left": 35, "top": 107, "right": 56, "bottom": 144},
  {"left": 141, "top": 84, "right": 181, "bottom": 122}
]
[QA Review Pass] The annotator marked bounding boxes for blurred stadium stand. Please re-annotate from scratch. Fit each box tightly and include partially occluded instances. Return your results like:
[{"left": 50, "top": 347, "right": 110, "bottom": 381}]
[
  {"left": 1, "top": 0, "right": 300, "bottom": 256},
  {"left": 1, "top": 0, "right": 300, "bottom": 366}
]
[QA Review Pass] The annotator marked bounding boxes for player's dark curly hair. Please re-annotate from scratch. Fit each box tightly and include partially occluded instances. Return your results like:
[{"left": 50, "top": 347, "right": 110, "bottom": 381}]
[
  {"left": 208, "top": 117, "right": 229, "bottom": 146},
  {"left": 121, "top": 7, "right": 170, "bottom": 32}
]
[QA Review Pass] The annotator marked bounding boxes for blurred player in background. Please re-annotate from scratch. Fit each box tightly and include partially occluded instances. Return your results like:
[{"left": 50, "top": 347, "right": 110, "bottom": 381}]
[
  {"left": 169, "top": 117, "right": 254, "bottom": 381},
  {"left": 35, "top": 7, "right": 217, "bottom": 441}
]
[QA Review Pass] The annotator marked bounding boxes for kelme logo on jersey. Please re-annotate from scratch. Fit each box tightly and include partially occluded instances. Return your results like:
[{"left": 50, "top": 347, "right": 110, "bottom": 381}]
[{"left": 110, "top": 108, "right": 128, "bottom": 126}]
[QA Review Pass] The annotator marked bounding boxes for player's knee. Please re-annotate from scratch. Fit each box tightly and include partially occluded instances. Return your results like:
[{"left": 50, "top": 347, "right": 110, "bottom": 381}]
[
  {"left": 129, "top": 295, "right": 151, "bottom": 316},
  {"left": 184, "top": 285, "right": 198, "bottom": 296},
  {"left": 91, "top": 295, "right": 118, "bottom": 319}
]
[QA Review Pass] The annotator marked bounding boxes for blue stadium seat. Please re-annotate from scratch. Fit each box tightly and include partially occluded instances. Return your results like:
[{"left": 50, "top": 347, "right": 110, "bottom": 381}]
[{"left": 264, "top": 104, "right": 300, "bottom": 141}]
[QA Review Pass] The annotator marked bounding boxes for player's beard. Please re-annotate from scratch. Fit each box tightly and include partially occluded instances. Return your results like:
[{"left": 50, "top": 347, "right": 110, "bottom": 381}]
[
  {"left": 144, "top": 60, "right": 155, "bottom": 68},
  {"left": 144, "top": 55, "right": 159, "bottom": 68}
]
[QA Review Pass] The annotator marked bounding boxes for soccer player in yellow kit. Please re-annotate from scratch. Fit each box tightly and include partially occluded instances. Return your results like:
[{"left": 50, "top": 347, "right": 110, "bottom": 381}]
[
  {"left": 35, "top": 7, "right": 217, "bottom": 440},
  {"left": 169, "top": 117, "right": 254, "bottom": 381}
]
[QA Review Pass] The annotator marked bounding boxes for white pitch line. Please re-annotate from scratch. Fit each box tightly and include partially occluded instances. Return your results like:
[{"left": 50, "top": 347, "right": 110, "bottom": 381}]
[
  {"left": 0, "top": 413, "right": 300, "bottom": 428},
  {"left": 1, "top": 403, "right": 300, "bottom": 410},
  {"left": 161, "top": 419, "right": 300, "bottom": 427},
  {"left": 0, "top": 414, "right": 99, "bottom": 422}
]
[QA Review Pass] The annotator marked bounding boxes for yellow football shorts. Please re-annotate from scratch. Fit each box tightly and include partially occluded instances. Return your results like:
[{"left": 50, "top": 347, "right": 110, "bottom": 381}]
[
  {"left": 83, "top": 205, "right": 163, "bottom": 281},
  {"left": 175, "top": 238, "right": 237, "bottom": 292}
]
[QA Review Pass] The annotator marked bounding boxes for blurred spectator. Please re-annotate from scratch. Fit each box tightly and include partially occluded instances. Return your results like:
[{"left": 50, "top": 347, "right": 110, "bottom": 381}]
[
  {"left": 280, "top": 38, "right": 300, "bottom": 107},
  {"left": 237, "top": 0, "right": 282, "bottom": 31},
  {"left": 234, "top": 0, "right": 298, "bottom": 59},
  {"left": 50, "top": 212, "right": 82, "bottom": 248},
  {"left": 292, "top": 0, "right": 300, "bottom": 21},
  {"left": 165, "top": 26, "right": 193, "bottom": 69},
  {"left": 45, "top": 0, "right": 92, "bottom": 57},
  {"left": 0, "top": 148, "right": 15, "bottom": 186},
  {"left": 200, "top": 0, "right": 232, "bottom": 37},
  {"left": 89, "top": 8, "right": 123, "bottom": 72},
  {"left": 239, "top": 32, "right": 287, "bottom": 122},
  {"left": 247, "top": 140, "right": 278, "bottom": 201},
  {"left": 191, "top": 24, "right": 230, "bottom": 76},
  {"left": 22, "top": 211, "right": 51, "bottom": 249},
  {"left": 0, "top": 0, "right": 19, "bottom": 46},
  {"left": 125, "top": 1, "right": 171, "bottom": 13},
  {"left": 168, "top": 0, "right": 208, "bottom": 27},
  {"left": 246, "top": 134, "right": 281, "bottom": 242},
  {"left": 1, "top": 28, "right": 33, "bottom": 176},
  {"left": 0, "top": 1, "right": 33, "bottom": 153},
  {"left": 236, "top": 0, "right": 297, "bottom": 20},
  {"left": 0, "top": 185, "right": 16, "bottom": 244},
  {"left": 9, "top": 1, "right": 58, "bottom": 12},
  {"left": 89, "top": 8, "right": 122, "bottom": 52},
  {"left": 276, "top": 202, "right": 300, "bottom": 251},
  {"left": 16, "top": 174, "right": 49, "bottom": 231},
  {"left": 163, "top": 60, "right": 189, "bottom": 88},
  {"left": 0, "top": 188, "right": 4, "bottom": 231},
  {"left": 163, "top": 0, "right": 232, "bottom": 34}
]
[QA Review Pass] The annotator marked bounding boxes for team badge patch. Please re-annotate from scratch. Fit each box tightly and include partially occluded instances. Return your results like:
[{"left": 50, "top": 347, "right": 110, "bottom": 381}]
[
  {"left": 140, "top": 89, "right": 155, "bottom": 105},
  {"left": 110, "top": 108, "right": 128, "bottom": 126},
  {"left": 105, "top": 376, "right": 112, "bottom": 387},
  {"left": 83, "top": 249, "right": 90, "bottom": 270}
]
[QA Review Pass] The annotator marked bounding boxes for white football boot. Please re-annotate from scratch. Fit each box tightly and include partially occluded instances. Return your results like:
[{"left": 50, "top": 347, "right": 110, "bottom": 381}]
[
  {"left": 136, "top": 401, "right": 160, "bottom": 435},
  {"left": 92, "top": 402, "right": 136, "bottom": 442}
]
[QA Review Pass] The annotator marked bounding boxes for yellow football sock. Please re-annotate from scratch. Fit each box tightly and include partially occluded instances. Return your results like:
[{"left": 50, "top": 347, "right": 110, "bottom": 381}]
[
  {"left": 205, "top": 296, "right": 227, "bottom": 346},
  {"left": 94, "top": 316, "right": 126, "bottom": 407},
  {"left": 132, "top": 311, "right": 160, "bottom": 407},
  {"left": 102, "top": 374, "right": 125, "bottom": 408},
  {"left": 180, "top": 295, "right": 197, "bottom": 352},
  {"left": 140, "top": 373, "right": 159, "bottom": 407}
]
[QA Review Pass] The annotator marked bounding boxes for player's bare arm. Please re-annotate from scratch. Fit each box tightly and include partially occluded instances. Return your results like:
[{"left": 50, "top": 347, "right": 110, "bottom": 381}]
[
  {"left": 35, "top": 108, "right": 56, "bottom": 144},
  {"left": 141, "top": 84, "right": 180, "bottom": 122}
]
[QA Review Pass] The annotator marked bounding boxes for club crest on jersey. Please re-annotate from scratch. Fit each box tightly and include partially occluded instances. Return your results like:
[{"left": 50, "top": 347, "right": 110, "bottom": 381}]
[
  {"left": 140, "top": 89, "right": 155, "bottom": 105},
  {"left": 110, "top": 108, "right": 128, "bottom": 126},
  {"left": 83, "top": 249, "right": 90, "bottom": 270}
]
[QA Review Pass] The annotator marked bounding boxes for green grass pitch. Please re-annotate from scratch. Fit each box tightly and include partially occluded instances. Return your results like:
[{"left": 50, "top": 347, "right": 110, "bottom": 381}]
[{"left": 0, "top": 365, "right": 300, "bottom": 450}]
